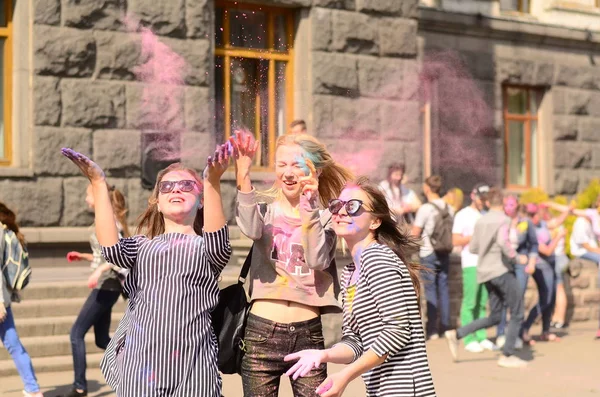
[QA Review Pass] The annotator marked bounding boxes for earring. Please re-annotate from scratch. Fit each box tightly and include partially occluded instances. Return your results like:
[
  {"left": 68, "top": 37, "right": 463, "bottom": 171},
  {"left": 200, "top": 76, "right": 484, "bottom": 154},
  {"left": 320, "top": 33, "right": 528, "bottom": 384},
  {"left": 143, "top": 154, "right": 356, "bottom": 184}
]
[{"left": 157, "top": 205, "right": 161, "bottom": 213}]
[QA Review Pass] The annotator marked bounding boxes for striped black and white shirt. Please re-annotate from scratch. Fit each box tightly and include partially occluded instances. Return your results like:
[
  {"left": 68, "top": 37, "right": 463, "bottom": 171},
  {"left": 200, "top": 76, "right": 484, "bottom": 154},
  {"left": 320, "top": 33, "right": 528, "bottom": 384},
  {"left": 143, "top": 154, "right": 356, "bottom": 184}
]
[
  {"left": 99, "top": 226, "right": 231, "bottom": 397},
  {"left": 338, "top": 243, "right": 436, "bottom": 397}
]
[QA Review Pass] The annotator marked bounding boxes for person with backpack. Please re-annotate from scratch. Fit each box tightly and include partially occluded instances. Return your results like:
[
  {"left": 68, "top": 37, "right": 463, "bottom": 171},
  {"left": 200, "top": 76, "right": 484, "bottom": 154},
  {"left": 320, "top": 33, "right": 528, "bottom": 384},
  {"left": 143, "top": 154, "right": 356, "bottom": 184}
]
[
  {"left": 0, "top": 202, "right": 44, "bottom": 397},
  {"left": 231, "top": 130, "right": 353, "bottom": 396},
  {"left": 444, "top": 188, "right": 528, "bottom": 368},
  {"left": 412, "top": 175, "right": 454, "bottom": 340},
  {"left": 63, "top": 183, "right": 130, "bottom": 397}
]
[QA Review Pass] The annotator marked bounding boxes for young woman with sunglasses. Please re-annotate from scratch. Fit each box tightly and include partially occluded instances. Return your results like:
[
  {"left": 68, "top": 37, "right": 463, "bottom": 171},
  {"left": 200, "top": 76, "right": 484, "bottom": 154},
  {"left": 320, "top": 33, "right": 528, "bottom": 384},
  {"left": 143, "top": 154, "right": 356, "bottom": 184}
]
[
  {"left": 61, "top": 146, "right": 231, "bottom": 397},
  {"left": 231, "top": 131, "right": 353, "bottom": 396},
  {"left": 285, "top": 177, "right": 436, "bottom": 397}
]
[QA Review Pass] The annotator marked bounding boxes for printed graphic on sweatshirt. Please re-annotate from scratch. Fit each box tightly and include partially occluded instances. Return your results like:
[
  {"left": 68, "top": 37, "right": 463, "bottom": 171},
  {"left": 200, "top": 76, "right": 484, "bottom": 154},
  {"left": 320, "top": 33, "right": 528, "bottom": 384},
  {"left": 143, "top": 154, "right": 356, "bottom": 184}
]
[{"left": 271, "top": 226, "right": 312, "bottom": 277}]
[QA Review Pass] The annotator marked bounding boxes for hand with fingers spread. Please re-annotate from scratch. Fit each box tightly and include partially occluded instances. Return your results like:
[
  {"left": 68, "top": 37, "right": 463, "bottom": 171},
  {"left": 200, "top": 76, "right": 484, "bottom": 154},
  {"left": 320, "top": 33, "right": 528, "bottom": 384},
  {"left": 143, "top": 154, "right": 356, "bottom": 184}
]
[
  {"left": 229, "top": 129, "right": 259, "bottom": 173},
  {"left": 284, "top": 349, "right": 327, "bottom": 380},
  {"left": 61, "top": 148, "right": 106, "bottom": 183},
  {"left": 229, "top": 129, "right": 259, "bottom": 192},
  {"left": 204, "top": 143, "right": 231, "bottom": 183}
]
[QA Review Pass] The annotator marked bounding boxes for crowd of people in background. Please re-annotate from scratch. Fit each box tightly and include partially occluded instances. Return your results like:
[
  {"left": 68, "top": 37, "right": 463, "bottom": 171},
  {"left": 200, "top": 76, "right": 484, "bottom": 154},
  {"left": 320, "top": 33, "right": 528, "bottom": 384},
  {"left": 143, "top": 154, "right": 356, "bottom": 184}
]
[
  {"left": 1, "top": 119, "right": 599, "bottom": 396},
  {"left": 377, "top": 160, "right": 600, "bottom": 369}
]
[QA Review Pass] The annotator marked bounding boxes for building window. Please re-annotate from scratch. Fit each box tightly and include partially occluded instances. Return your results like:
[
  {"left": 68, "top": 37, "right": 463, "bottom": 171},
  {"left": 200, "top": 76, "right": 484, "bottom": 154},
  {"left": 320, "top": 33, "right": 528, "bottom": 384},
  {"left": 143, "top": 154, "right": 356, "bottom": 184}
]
[
  {"left": 215, "top": 1, "right": 294, "bottom": 169},
  {"left": 0, "top": 1, "right": 12, "bottom": 165},
  {"left": 500, "top": 0, "right": 530, "bottom": 12},
  {"left": 503, "top": 86, "right": 543, "bottom": 188}
]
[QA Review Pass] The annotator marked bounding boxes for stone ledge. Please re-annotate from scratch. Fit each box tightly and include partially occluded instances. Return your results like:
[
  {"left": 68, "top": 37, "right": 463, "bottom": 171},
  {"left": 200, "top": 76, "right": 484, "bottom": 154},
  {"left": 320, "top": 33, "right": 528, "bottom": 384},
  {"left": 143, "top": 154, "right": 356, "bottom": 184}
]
[
  {"left": 419, "top": 7, "right": 600, "bottom": 49},
  {"left": 0, "top": 167, "right": 35, "bottom": 178}
]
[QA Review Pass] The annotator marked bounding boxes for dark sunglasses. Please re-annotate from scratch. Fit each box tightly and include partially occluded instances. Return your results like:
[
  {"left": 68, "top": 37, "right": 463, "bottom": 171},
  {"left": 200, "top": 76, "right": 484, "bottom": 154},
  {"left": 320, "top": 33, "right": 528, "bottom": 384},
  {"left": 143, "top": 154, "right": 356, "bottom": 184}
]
[
  {"left": 158, "top": 180, "right": 197, "bottom": 194},
  {"left": 328, "top": 199, "right": 369, "bottom": 216}
]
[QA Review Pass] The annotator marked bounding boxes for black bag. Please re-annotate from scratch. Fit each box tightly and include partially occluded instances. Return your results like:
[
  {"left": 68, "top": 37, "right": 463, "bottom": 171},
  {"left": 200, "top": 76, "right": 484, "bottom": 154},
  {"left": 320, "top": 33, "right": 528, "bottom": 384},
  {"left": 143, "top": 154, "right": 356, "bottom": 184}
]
[
  {"left": 428, "top": 202, "right": 454, "bottom": 255},
  {"left": 211, "top": 245, "right": 253, "bottom": 375}
]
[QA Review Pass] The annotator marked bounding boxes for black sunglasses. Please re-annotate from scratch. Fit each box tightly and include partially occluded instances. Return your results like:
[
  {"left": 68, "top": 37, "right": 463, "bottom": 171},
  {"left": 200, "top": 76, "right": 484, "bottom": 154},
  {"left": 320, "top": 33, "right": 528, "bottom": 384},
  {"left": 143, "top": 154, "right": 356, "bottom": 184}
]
[
  {"left": 328, "top": 199, "right": 369, "bottom": 216},
  {"left": 158, "top": 180, "right": 197, "bottom": 194}
]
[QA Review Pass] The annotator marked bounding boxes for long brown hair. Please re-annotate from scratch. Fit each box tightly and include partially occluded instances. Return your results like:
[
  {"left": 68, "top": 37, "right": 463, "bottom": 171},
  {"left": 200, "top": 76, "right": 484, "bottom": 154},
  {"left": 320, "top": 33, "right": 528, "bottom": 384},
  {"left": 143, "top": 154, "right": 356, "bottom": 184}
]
[
  {"left": 260, "top": 134, "right": 354, "bottom": 207},
  {"left": 352, "top": 176, "right": 423, "bottom": 309},
  {"left": 136, "top": 163, "right": 204, "bottom": 238},
  {"left": 107, "top": 184, "right": 131, "bottom": 238},
  {"left": 0, "top": 202, "right": 26, "bottom": 247}
]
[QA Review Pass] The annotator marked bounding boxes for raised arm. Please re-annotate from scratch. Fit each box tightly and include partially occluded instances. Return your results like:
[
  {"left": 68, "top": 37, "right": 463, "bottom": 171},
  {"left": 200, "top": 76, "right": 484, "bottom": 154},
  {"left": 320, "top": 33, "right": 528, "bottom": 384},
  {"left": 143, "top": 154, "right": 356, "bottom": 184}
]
[
  {"left": 61, "top": 149, "right": 119, "bottom": 246},
  {"left": 203, "top": 144, "right": 233, "bottom": 275},
  {"left": 230, "top": 130, "right": 264, "bottom": 240},
  {"left": 299, "top": 159, "right": 336, "bottom": 270},
  {"left": 545, "top": 201, "right": 586, "bottom": 218},
  {"left": 547, "top": 205, "right": 573, "bottom": 229}
]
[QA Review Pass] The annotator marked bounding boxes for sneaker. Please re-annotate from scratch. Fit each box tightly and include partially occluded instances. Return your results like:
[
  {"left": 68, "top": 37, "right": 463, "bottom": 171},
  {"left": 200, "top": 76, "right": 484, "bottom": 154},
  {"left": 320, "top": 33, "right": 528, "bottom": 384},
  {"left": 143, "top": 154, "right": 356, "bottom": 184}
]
[
  {"left": 428, "top": 334, "right": 440, "bottom": 341},
  {"left": 464, "top": 341, "right": 484, "bottom": 353},
  {"left": 497, "top": 355, "right": 528, "bottom": 368},
  {"left": 479, "top": 339, "right": 499, "bottom": 351},
  {"left": 595, "top": 329, "right": 600, "bottom": 340},
  {"left": 23, "top": 391, "right": 44, "bottom": 397},
  {"left": 444, "top": 330, "right": 459, "bottom": 362},
  {"left": 496, "top": 335, "right": 505, "bottom": 348}
]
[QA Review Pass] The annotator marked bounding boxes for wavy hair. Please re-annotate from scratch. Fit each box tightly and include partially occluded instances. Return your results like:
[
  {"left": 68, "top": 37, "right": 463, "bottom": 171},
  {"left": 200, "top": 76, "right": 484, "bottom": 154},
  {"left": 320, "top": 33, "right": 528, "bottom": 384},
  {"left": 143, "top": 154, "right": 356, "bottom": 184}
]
[
  {"left": 259, "top": 134, "right": 354, "bottom": 207},
  {"left": 0, "top": 202, "right": 26, "bottom": 247},
  {"left": 351, "top": 176, "right": 423, "bottom": 311}
]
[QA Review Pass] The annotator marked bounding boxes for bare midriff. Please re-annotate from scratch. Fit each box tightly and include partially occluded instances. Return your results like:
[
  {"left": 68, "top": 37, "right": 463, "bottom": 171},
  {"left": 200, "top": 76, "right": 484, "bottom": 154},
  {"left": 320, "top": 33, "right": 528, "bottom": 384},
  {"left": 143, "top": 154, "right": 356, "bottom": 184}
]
[{"left": 251, "top": 299, "right": 320, "bottom": 323}]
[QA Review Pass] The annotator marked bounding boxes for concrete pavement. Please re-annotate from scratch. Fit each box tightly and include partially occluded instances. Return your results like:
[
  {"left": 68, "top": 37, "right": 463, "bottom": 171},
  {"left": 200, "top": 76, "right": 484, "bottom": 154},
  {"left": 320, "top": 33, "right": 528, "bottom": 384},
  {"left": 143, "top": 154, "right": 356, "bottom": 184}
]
[{"left": 2, "top": 321, "right": 598, "bottom": 397}]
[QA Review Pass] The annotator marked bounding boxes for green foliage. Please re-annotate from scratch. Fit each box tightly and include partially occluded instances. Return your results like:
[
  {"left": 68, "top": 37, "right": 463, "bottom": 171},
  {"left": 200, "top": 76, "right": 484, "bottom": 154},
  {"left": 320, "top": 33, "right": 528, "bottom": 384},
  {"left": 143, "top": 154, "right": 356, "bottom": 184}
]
[
  {"left": 574, "top": 179, "right": 600, "bottom": 209},
  {"left": 518, "top": 188, "right": 549, "bottom": 205}
]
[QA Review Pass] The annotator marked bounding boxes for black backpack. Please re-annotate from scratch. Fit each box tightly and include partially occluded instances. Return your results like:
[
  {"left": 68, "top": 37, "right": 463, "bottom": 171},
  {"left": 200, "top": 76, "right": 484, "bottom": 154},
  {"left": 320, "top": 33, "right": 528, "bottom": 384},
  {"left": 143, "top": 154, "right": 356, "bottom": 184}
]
[{"left": 427, "top": 202, "right": 454, "bottom": 255}]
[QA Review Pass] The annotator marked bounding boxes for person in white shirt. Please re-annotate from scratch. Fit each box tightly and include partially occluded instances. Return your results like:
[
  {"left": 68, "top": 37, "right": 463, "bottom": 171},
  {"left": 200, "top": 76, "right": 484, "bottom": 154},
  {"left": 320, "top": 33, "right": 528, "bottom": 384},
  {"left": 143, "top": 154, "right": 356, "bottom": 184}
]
[
  {"left": 570, "top": 211, "right": 600, "bottom": 339},
  {"left": 452, "top": 183, "right": 497, "bottom": 353},
  {"left": 378, "top": 163, "right": 422, "bottom": 226}
]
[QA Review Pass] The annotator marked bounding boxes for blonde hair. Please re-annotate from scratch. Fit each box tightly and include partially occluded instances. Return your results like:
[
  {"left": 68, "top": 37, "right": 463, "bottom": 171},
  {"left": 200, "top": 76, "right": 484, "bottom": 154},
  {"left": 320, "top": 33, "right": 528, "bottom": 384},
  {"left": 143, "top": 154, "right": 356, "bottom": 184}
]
[
  {"left": 107, "top": 184, "right": 131, "bottom": 237},
  {"left": 259, "top": 134, "right": 354, "bottom": 207},
  {"left": 136, "top": 163, "right": 204, "bottom": 238},
  {"left": 443, "top": 187, "right": 464, "bottom": 213}
]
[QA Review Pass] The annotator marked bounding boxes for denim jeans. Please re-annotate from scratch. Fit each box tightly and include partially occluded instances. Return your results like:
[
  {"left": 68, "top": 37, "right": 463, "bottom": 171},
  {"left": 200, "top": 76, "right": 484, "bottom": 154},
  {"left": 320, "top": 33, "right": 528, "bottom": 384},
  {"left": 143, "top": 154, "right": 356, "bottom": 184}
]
[
  {"left": 522, "top": 261, "right": 555, "bottom": 334},
  {"left": 70, "top": 288, "right": 121, "bottom": 391},
  {"left": 241, "top": 313, "right": 327, "bottom": 397},
  {"left": 420, "top": 252, "right": 450, "bottom": 337},
  {"left": 497, "top": 264, "right": 529, "bottom": 337},
  {"left": 456, "top": 271, "right": 524, "bottom": 357},
  {"left": 0, "top": 306, "right": 40, "bottom": 393}
]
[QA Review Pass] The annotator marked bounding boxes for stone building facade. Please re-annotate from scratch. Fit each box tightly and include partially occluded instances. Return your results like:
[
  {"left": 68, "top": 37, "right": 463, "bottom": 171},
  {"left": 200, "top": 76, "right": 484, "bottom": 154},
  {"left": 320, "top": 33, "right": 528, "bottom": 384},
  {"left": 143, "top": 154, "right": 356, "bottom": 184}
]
[
  {"left": 1, "top": 0, "right": 599, "bottom": 327},
  {"left": 0, "top": 0, "right": 421, "bottom": 228}
]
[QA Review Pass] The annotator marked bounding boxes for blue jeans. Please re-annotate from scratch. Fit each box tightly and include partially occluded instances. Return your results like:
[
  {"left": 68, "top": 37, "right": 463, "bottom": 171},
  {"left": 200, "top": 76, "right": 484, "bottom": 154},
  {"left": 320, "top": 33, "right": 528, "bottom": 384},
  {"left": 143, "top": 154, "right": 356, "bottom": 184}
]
[
  {"left": 0, "top": 306, "right": 40, "bottom": 393},
  {"left": 497, "top": 264, "right": 529, "bottom": 337},
  {"left": 70, "top": 288, "right": 121, "bottom": 391},
  {"left": 521, "top": 261, "right": 555, "bottom": 334},
  {"left": 420, "top": 252, "right": 450, "bottom": 336}
]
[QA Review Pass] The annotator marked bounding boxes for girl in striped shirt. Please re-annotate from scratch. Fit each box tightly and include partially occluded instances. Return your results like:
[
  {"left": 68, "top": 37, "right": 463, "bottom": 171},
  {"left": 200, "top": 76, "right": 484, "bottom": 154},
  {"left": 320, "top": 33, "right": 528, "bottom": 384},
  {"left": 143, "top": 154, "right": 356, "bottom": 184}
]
[
  {"left": 61, "top": 145, "right": 232, "bottom": 397},
  {"left": 285, "top": 177, "right": 436, "bottom": 397}
]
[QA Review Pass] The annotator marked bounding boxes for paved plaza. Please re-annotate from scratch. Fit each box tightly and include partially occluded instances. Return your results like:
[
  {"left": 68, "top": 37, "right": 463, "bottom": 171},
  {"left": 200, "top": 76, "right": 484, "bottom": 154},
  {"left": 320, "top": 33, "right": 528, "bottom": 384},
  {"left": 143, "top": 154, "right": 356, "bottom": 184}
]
[{"left": 2, "top": 321, "right": 598, "bottom": 397}]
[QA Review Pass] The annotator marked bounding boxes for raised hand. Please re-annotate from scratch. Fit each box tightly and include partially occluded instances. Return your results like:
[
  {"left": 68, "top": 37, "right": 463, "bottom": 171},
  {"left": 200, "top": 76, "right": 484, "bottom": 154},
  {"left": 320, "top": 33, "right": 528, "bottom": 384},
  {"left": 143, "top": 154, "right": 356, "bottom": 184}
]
[
  {"left": 61, "top": 148, "right": 105, "bottom": 183},
  {"left": 204, "top": 143, "right": 231, "bottom": 183},
  {"left": 229, "top": 129, "right": 259, "bottom": 174},
  {"left": 299, "top": 157, "right": 319, "bottom": 203},
  {"left": 284, "top": 349, "right": 326, "bottom": 380}
]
